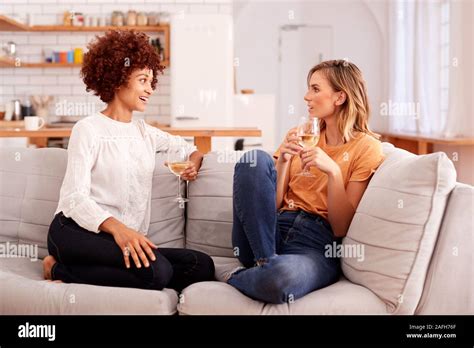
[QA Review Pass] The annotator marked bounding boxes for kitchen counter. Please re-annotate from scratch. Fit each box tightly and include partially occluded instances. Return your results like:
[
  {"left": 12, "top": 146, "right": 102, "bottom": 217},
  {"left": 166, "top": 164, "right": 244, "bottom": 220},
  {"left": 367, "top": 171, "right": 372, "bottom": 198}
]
[{"left": 0, "top": 122, "right": 262, "bottom": 153}]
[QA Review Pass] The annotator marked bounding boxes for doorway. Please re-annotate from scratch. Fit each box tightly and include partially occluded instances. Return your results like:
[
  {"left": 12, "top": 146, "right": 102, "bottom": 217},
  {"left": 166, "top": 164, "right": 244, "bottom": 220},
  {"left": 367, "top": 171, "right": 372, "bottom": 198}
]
[{"left": 277, "top": 25, "right": 333, "bottom": 143}]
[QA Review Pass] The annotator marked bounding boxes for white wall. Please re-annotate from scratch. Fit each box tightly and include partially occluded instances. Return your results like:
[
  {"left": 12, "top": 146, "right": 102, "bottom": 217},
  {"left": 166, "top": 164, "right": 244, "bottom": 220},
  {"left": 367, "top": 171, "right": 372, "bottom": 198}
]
[
  {"left": 0, "top": 0, "right": 232, "bottom": 126},
  {"left": 233, "top": 0, "right": 389, "bottom": 143},
  {"left": 233, "top": 0, "right": 473, "bottom": 185}
]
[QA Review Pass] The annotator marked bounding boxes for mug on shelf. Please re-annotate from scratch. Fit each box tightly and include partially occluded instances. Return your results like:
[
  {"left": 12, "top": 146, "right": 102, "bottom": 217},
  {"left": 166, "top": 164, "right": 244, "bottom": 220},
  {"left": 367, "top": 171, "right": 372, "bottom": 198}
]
[{"left": 24, "top": 116, "right": 45, "bottom": 131}]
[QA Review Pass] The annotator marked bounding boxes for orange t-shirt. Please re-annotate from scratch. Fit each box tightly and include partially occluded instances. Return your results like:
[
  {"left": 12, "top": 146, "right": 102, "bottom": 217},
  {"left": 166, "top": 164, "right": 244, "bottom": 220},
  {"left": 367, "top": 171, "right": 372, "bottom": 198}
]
[{"left": 273, "top": 129, "right": 384, "bottom": 220}]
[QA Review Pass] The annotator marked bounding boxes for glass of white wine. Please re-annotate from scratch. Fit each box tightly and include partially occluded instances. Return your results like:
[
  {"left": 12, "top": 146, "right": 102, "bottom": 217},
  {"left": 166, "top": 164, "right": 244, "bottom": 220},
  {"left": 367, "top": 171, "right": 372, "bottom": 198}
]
[
  {"left": 296, "top": 116, "right": 320, "bottom": 177},
  {"left": 167, "top": 144, "right": 192, "bottom": 203}
]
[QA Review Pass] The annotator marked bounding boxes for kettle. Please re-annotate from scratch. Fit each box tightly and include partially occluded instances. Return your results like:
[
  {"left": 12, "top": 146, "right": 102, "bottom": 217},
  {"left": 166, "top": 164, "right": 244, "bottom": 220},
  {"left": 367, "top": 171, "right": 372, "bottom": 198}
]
[
  {"left": 2, "top": 41, "right": 16, "bottom": 57},
  {"left": 12, "top": 99, "right": 22, "bottom": 120}
]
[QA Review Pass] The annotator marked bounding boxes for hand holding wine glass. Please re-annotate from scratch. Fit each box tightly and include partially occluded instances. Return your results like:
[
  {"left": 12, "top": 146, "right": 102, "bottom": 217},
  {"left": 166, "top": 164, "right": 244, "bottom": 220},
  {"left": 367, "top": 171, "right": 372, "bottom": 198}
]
[
  {"left": 296, "top": 116, "right": 320, "bottom": 176},
  {"left": 166, "top": 144, "right": 191, "bottom": 203}
]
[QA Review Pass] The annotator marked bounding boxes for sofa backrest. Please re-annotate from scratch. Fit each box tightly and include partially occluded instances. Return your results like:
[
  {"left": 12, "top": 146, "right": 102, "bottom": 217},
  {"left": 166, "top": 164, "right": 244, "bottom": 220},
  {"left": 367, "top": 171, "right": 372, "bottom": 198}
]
[
  {"left": 0, "top": 148, "right": 185, "bottom": 259},
  {"left": 0, "top": 148, "right": 66, "bottom": 259},
  {"left": 415, "top": 183, "right": 474, "bottom": 314},
  {"left": 185, "top": 151, "right": 237, "bottom": 257}
]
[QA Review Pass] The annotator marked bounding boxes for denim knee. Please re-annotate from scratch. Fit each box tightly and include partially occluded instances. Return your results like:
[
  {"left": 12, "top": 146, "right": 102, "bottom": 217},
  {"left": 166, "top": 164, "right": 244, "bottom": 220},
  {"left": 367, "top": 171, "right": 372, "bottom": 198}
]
[
  {"left": 260, "top": 262, "right": 300, "bottom": 304},
  {"left": 262, "top": 278, "right": 295, "bottom": 304},
  {"left": 148, "top": 258, "right": 173, "bottom": 290},
  {"left": 193, "top": 251, "right": 216, "bottom": 281}
]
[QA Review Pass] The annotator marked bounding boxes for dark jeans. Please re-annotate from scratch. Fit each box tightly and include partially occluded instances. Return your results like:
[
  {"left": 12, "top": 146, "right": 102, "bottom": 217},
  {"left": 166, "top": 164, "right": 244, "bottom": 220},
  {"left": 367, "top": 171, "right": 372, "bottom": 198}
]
[
  {"left": 228, "top": 150, "right": 341, "bottom": 304},
  {"left": 47, "top": 212, "right": 215, "bottom": 291}
]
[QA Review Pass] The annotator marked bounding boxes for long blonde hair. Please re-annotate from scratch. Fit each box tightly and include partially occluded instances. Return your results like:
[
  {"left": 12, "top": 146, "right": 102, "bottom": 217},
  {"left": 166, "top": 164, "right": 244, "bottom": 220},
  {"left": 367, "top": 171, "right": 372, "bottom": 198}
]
[{"left": 307, "top": 59, "right": 380, "bottom": 143}]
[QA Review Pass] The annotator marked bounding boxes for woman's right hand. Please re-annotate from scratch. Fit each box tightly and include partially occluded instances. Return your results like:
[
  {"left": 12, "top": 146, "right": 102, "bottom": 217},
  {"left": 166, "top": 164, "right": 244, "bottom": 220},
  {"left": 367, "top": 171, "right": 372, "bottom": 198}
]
[
  {"left": 112, "top": 226, "right": 158, "bottom": 269},
  {"left": 279, "top": 127, "right": 302, "bottom": 163}
]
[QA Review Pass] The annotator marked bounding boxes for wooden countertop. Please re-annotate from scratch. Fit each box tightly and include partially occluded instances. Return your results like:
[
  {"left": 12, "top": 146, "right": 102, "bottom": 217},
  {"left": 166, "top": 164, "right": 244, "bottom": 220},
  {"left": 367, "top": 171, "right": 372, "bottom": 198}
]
[
  {"left": 0, "top": 126, "right": 261, "bottom": 137},
  {"left": 0, "top": 120, "right": 262, "bottom": 153}
]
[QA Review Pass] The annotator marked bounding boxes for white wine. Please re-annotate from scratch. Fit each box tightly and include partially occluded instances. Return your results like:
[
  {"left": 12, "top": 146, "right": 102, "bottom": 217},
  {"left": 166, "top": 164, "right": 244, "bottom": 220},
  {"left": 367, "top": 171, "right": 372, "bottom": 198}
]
[
  {"left": 169, "top": 161, "right": 191, "bottom": 176},
  {"left": 299, "top": 134, "right": 319, "bottom": 148}
]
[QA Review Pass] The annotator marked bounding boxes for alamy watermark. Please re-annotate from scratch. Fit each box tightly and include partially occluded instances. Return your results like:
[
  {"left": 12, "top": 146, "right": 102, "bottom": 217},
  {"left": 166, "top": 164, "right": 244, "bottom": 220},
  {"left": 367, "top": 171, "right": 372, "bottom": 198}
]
[
  {"left": 325, "top": 241, "right": 365, "bottom": 262},
  {"left": 55, "top": 99, "right": 96, "bottom": 116},
  {"left": 0, "top": 242, "right": 38, "bottom": 262},
  {"left": 216, "top": 150, "right": 257, "bottom": 167},
  {"left": 380, "top": 99, "right": 421, "bottom": 119},
  {"left": 18, "top": 322, "right": 55, "bottom": 341}
]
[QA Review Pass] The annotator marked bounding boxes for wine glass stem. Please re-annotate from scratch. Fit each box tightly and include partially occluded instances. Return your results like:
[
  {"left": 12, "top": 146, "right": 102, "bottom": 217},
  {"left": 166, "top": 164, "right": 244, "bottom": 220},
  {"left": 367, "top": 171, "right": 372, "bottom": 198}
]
[{"left": 178, "top": 176, "right": 182, "bottom": 198}]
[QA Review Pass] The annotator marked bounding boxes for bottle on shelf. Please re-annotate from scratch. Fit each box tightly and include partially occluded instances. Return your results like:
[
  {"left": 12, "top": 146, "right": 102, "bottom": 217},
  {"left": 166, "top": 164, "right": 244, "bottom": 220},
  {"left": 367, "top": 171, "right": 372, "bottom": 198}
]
[
  {"left": 74, "top": 48, "right": 83, "bottom": 64},
  {"left": 152, "top": 38, "right": 164, "bottom": 61}
]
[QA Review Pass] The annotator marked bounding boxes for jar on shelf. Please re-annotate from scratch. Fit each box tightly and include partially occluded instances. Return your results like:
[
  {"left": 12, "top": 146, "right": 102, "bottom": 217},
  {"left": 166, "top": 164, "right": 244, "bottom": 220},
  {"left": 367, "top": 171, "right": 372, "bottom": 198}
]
[
  {"left": 126, "top": 10, "right": 137, "bottom": 26},
  {"left": 137, "top": 12, "right": 148, "bottom": 26},
  {"left": 63, "top": 11, "right": 73, "bottom": 26},
  {"left": 148, "top": 12, "right": 159, "bottom": 26},
  {"left": 43, "top": 48, "right": 54, "bottom": 63},
  {"left": 72, "top": 12, "right": 84, "bottom": 26},
  {"left": 89, "top": 17, "right": 98, "bottom": 27},
  {"left": 159, "top": 12, "right": 170, "bottom": 24},
  {"left": 111, "top": 11, "right": 124, "bottom": 26}
]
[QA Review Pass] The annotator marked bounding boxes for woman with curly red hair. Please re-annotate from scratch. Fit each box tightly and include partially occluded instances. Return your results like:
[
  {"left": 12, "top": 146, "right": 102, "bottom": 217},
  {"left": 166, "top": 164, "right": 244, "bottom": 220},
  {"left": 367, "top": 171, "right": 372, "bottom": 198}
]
[{"left": 43, "top": 30, "right": 215, "bottom": 291}]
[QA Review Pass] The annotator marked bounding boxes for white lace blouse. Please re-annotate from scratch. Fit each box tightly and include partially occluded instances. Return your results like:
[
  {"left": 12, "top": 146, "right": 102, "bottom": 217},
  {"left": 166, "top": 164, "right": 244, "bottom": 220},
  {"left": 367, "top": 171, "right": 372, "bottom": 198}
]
[{"left": 54, "top": 112, "right": 196, "bottom": 234}]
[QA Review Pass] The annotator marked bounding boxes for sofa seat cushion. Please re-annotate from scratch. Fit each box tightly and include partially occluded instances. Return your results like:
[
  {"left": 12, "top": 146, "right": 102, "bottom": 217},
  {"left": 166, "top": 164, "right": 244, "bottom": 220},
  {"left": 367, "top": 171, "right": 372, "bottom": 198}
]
[
  {"left": 178, "top": 256, "right": 388, "bottom": 315},
  {"left": 178, "top": 278, "right": 388, "bottom": 315},
  {"left": 0, "top": 258, "right": 178, "bottom": 315},
  {"left": 342, "top": 144, "right": 457, "bottom": 315}
]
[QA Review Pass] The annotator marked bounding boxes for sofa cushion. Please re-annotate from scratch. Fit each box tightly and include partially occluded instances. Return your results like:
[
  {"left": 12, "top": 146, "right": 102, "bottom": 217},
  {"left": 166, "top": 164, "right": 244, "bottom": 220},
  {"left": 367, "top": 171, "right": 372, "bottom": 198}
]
[
  {"left": 186, "top": 151, "right": 238, "bottom": 257},
  {"left": 148, "top": 152, "right": 186, "bottom": 248},
  {"left": 178, "top": 257, "right": 387, "bottom": 315},
  {"left": 179, "top": 280, "right": 388, "bottom": 315},
  {"left": 342, "top": 144, "right": 457, "bottom": 314},
  {"left": 0, "top": 148, "right": 186, "bottom": 259},
  {"left": 179, "top": 274, "right": 387, "bottom": 316},
  {"left": 0, "top": 148, "right": 67, "bottom": 258},
  {"left": 0, "top": 258, "right": 178, "bottom": 314},
  {"left": 415, "top": 183, "right": 474, "bottom": 314}
]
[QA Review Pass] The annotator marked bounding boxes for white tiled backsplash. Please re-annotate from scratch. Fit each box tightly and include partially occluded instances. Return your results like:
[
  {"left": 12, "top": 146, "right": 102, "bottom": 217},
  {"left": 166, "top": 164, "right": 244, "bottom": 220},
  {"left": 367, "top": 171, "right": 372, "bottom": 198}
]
[{"left": 0, "top": 0, "right": 233, "bottom": 126}]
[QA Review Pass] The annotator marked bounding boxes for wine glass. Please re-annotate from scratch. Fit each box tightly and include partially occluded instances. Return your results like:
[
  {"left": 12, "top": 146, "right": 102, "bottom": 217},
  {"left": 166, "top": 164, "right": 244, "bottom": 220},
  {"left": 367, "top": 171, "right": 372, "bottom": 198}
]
[
  {"left": 166, "top": 144, "right": 191, "bottom": 203},
  {"left": 296, "top": 116, "right": 320, "bottom": 177}
]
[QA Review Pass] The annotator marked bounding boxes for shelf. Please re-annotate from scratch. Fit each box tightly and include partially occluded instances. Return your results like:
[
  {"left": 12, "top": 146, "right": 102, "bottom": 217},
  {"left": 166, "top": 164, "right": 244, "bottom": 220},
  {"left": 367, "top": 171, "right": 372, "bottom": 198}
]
[
  {"left": 0, "top": 56, "right": 169, "bottom": 68},
  {"left": 0, "top": 15, "right": 171, "bottom": 67},
  {"left": 0, "top": 16, "right": 169, "bottom": 33},
  {"left": 0, "top": 15, "right": 29, "bottom": 31},
  {"left": 0, "top": 57, "right": 81, "bottom": 68},
  {"left": 30, "top": 25, "right": 169, "bottom": 32}
]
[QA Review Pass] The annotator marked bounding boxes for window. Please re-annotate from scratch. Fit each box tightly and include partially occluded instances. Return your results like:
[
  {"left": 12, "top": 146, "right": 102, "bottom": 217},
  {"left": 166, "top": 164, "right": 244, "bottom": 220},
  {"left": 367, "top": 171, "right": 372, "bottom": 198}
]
[{"left": 440, "top": 0, "right": 450, "bottom": 129}]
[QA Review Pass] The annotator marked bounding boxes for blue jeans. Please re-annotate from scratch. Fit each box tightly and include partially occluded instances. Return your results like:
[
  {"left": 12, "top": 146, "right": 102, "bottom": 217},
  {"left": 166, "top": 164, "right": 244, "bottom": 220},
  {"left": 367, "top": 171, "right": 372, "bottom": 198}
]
[{"left": 228, "top": 150, "right": 341, "bottom": 304}]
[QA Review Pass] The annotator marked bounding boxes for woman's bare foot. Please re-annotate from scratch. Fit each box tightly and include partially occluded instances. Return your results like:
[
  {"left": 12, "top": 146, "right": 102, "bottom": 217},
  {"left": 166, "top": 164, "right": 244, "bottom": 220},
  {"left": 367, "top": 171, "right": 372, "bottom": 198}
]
[
  {"left": 43, "top": 255, "right": 57, "bottom": 280},
  {"left": 46, "top": 279, "right": 63, "bottom": 283}
]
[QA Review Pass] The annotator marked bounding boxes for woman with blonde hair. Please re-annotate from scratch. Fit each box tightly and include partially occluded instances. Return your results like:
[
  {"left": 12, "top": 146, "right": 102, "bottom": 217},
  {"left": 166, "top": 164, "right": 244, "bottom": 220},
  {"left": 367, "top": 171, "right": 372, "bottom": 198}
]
[{"left": 227, "top": 59, "right": 384, "bottom": 304}]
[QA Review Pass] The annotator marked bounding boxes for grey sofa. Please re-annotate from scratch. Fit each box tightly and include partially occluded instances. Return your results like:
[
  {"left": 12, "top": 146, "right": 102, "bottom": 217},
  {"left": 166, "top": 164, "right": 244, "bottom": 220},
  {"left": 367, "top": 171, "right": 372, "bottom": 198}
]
[{"left": 0, "top": 144, "right": 472, "bottom": 315}]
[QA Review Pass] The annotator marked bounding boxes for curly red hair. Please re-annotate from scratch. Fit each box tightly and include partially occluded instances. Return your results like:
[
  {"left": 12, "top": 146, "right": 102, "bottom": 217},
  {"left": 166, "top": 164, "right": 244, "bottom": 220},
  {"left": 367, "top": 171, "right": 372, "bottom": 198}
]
[{"left": 81, "top": 30, "right": 165, "bottom": 103}]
